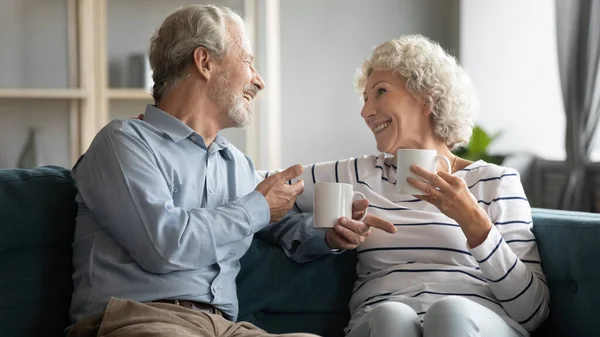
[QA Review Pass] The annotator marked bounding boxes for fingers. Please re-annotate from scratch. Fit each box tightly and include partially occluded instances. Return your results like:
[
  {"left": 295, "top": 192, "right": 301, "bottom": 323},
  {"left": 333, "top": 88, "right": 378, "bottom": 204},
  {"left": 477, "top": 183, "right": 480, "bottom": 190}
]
[
  {"left": 334, "top": 222, "right": 367, "bottom": 245},
  {"left": 326, "top": 206, "right": 397, "bottom": 251},
  {"left": 342, "top": 210, "right": 397, "bottom": 235},
  {"left": 407, "top": 177, "right": 442, "bottom": 198},
  {"left": 352, "top": 210, "right": 367, "bottom": 223},
  {"left": 364, "top": 213, "right": 397, "bottom": 234},
  {"left": 289, "top": 179, "right": 305, "bottom": 195},
  {"left": 326, "top": 230, "right": 356, "bottom": 250},
  {"left": 437, "top": 171, "right": 460, "bottom": 186},
  {"left": 278, "top": 164, "right": 303, "bottom": 181},
  {"left": 338, "top": 217, "right": 370, "bottom": 235},
  {"left": 326, "top": 226, "right": 365, "bottom": 250},
  {"left": 414, "top": 194, "right": 438, "bottom": 205},
  {"left": 410, "top": 165, "right": 450, "bottom": 190},
  {"left": 330, "top": 214, "right": 396, "bottom": 249},
  {"left": 352, "top": 199, "right": 369, "bottom": 213}
]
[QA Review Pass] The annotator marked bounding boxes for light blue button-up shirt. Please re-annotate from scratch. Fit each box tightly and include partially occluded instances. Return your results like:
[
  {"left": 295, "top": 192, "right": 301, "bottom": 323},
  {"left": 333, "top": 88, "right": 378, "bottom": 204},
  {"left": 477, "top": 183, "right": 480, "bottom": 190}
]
[{"left": 70, "top": 105, "right": 330, "bottom": 323}]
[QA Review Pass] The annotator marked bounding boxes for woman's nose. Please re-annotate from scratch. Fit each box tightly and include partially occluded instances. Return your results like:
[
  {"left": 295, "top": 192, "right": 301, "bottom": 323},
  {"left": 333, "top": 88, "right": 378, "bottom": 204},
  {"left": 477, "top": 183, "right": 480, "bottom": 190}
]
[{"left": 361, "top": 103, "right": 376, "bottom": 119}]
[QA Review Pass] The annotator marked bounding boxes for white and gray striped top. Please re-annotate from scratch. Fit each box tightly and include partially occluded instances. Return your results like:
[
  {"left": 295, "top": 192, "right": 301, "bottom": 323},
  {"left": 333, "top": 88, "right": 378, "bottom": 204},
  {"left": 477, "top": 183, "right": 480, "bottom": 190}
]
[{"left": 279, "top": 153, "right": 549, "bottom": 336}]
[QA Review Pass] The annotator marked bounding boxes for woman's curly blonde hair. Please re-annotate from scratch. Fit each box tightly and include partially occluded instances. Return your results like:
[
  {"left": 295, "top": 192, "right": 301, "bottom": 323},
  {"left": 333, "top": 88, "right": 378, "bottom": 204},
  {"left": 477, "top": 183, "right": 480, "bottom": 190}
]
[{"left": 355, "top": 34, "right": 479, "bottom": 150}]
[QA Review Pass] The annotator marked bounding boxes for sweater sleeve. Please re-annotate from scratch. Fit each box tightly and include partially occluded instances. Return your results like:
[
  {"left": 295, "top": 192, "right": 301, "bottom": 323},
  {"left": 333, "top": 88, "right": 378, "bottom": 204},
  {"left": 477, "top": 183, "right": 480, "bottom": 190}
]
[{"left": 468, "top": 168, "right": 549, "bottom": 331}]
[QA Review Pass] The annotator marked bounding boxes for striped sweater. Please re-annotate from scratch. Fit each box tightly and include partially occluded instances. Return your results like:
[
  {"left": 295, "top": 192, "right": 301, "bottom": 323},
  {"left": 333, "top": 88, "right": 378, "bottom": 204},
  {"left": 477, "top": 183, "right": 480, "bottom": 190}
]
[{"left": 271, "top": 154, "right": 549, "bottom": 336}]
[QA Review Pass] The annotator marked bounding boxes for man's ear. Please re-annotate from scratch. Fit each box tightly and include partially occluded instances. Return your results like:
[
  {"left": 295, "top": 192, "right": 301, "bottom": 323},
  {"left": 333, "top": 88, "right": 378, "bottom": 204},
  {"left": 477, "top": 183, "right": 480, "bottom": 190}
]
[{"left": 193, "top": 46, "right": 213, "bottom": 80}]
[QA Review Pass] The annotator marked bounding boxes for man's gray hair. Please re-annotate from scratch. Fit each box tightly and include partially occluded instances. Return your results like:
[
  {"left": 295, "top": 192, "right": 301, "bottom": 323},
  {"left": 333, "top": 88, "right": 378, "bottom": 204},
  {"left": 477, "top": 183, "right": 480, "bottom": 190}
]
[{"left": 148, "top": 4, "right": 244, "bottom": 102}]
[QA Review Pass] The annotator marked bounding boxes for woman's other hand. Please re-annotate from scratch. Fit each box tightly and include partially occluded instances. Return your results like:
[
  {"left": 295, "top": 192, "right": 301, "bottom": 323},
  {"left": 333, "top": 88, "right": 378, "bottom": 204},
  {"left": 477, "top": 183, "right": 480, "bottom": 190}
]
[
  {"left": 407, "top": 165, "right": 492, "bottom": 248},
  {"left": 325, "top": 199, "right": 396, "bottom": 250}
]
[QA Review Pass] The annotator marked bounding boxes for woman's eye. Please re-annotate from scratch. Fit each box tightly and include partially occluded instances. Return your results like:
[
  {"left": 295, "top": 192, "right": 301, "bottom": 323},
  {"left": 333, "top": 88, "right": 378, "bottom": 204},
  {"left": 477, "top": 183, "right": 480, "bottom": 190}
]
[{"left": 376, "top": 88, "right": 387, "bottom": 97}]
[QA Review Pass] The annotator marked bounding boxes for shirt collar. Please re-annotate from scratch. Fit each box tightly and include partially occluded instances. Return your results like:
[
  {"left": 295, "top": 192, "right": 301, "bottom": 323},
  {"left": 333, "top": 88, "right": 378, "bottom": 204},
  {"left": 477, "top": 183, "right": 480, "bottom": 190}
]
[
  {"left": 213, "top": 134, "right": 233, "bottom": 160},
  {"left": 143, "top": 104, "right": 233, "bottom": 160},
  {"left": 143, "top": 105, "right": 194, "bottom": 143}
]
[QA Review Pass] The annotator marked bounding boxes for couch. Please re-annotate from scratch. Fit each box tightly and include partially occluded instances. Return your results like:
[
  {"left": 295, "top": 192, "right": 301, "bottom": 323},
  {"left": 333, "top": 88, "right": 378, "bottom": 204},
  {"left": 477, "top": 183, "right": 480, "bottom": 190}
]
[{"left": 1, "top": 166, "right": 599, "bottom": 337}]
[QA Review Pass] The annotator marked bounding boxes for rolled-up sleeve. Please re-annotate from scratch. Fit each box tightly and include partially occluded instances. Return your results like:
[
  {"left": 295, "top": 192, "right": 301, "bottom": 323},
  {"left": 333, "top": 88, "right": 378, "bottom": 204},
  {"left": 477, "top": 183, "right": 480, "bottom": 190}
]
[
  {"left": 257, "top": 212, "right": 333, "bottom": 263},
  {"left": 74, "top": 126, "right": 270, "bottom": 274}
]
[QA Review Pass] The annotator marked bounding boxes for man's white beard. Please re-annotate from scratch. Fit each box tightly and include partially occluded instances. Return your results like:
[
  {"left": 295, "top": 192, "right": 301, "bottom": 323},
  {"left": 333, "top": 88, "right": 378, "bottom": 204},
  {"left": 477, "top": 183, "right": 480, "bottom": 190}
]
[
  {"left": 209, "top": 72, "right": 252, "bottom": 129},
  {"left": 228, "top": 98, "right": 251, "bottom": 128}
]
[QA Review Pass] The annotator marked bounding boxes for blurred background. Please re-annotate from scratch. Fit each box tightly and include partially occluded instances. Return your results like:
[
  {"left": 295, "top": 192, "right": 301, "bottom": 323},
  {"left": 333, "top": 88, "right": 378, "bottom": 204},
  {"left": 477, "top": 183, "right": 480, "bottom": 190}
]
[{"left": 0, "top": 0, "right": 598, "bottom": 212}]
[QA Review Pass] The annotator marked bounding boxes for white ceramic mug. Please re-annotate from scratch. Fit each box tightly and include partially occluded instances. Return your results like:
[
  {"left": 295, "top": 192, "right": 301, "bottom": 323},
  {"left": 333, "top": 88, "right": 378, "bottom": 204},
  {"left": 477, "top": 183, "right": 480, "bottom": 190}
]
[
  {"left": 396, "top": 149, "right": 451, "bottom": 195},
  {"left": 313, "top": 182, "right": 368, "bottom": 229}
]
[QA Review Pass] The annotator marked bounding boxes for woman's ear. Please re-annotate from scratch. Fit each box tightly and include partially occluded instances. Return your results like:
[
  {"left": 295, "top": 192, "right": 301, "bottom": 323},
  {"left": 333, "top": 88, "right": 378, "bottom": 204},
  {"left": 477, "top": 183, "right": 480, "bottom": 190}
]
[
  {"left": 193, "top": 46, "right": 213, "bottom": 80},
  {"left": 422, "top": 96, "right": 433, "bottom": 115}
]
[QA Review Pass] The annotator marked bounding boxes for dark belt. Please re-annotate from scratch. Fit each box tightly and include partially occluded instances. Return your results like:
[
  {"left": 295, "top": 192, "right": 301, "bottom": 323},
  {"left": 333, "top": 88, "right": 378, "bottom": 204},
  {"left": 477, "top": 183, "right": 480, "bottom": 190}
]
[{"left": 153, "top": 299, "right": 222, "bottom": 316}]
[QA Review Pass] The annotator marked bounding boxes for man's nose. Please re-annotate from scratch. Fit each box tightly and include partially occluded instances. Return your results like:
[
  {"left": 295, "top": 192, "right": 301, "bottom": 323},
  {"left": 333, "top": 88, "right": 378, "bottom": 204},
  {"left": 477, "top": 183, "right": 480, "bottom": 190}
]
[{"left": 251, "top": 65, "right": 265, "bottom": 91}]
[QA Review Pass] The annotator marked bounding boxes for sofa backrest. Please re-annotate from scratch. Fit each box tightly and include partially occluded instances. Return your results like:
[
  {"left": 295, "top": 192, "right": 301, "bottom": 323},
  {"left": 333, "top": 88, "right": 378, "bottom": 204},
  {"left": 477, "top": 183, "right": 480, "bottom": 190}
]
[
  {"left": 531, "top": 208, "right": 600, "bottom": 337},
  {"left": 2, "top": 167, "right": 600, "bottom": 337},
  {"left": 0, "top": 167, "right": 77, "bottom": 337}
]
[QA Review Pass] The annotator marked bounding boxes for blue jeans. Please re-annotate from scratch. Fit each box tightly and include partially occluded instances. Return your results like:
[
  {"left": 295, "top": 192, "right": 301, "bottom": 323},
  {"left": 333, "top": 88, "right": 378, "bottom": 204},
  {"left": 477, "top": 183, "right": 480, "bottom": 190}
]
[{"left": 346, "top": 297, "right": 525, "bottom": 337}]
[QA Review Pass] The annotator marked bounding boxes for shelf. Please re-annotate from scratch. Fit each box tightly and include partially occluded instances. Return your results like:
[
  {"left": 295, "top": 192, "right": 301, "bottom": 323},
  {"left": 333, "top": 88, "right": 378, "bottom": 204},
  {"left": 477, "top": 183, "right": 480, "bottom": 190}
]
[
  {"left": 0, "top": 88, "right": 86, "bottom": 99},
  {"left": 107, "top": 89, "right": 153, "bottom": 100}
]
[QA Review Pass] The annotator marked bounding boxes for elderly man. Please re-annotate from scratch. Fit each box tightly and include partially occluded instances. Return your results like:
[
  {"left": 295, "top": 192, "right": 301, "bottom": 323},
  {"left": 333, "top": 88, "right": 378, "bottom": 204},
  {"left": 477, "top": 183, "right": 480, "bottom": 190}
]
[{"left": 67, "top": 4, "right": 394, "bottom": 337}]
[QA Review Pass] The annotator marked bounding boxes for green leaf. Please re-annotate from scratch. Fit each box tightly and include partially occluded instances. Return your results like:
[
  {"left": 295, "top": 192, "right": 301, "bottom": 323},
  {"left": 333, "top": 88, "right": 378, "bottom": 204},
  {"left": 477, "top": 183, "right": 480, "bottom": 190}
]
[
  {"left": 468, "top": 126, "right": 493, "bottom": 154},
  {"left": 452, "top": 125, "right": 503, "bottom": 163}
]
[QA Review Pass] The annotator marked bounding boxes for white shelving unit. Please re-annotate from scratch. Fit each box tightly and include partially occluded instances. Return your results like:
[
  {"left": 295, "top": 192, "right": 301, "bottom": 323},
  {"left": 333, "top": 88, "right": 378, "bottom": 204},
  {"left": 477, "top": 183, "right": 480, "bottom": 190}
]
[
  {"left": 0, "top": 0, "right": 266, "bottom": 167},
  {"left": 107, "top": 89, "right": 153, "bottom": 100},
  {"left": 0, "top": 89, "right": 86, "bottom": 99}
]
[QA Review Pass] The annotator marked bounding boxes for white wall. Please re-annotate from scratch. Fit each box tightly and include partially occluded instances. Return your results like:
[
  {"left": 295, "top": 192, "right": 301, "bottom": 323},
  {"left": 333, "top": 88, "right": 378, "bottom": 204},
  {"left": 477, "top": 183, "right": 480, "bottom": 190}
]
[
  {"left": 278, "top": 0, "right": 460, "bottom": 168},
  {"left": 460, "top": 0, "right": 566, "bottom": 160}
]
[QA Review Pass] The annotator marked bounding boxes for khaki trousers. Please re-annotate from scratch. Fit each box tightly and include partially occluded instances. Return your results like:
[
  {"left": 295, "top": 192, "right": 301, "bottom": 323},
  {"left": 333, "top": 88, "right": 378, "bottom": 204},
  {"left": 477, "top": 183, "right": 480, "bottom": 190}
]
[{"left": 67, "top": 298, "right": 320, "bottom": 337}]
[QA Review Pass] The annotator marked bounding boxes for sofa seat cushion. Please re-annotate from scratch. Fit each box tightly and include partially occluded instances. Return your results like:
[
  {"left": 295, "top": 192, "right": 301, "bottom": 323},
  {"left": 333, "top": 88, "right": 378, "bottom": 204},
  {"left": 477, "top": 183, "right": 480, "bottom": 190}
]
[{"left": 237, "top": 238, "right": 357, "bottom": 337}]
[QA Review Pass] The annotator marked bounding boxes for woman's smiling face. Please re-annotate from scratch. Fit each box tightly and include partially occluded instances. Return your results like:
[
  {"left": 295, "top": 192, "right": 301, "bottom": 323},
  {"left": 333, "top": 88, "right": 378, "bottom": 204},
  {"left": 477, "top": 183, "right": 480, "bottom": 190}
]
[{"left": 360, "top": 70, "right": 435, "bottom": 154}]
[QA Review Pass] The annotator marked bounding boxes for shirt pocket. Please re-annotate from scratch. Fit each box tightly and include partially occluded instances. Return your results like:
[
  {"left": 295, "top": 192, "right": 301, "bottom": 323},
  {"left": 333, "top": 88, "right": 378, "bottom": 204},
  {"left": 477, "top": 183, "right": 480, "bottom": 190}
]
[{"left": 171, "top": 183, "right": 199, "bottom": 209}]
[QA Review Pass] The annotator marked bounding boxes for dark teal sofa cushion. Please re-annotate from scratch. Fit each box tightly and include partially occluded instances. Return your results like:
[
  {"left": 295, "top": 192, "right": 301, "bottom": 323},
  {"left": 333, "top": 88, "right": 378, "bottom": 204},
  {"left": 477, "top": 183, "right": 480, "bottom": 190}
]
[
  {"left": 531, "top": 208, "right": 600, "bottom": 337},
  {"left": 1, "top": 167, "right": 600, "bottom": 337},
  {"left": 237, "top": 238, "right": 356, "bottom": 337},
  {"left": 0, "top": 167, "right": 77, "bottom": 337}
]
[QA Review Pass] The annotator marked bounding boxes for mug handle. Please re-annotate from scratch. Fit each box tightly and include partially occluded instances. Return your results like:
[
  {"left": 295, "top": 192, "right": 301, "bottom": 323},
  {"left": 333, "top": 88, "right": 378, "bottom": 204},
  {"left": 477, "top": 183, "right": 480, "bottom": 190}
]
[
  {"left": 434, "top": 155, "right": 452, "bottom": 173},
  {"left": 352, "top": 191, "right": 369, "bottom": 222}
]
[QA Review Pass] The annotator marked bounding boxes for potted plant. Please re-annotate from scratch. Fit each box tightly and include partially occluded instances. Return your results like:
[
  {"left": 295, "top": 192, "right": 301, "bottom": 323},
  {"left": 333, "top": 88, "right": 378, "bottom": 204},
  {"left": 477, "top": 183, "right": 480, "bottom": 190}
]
[{"left": 453, "top": 125, "right": 504, "bottom": 165}]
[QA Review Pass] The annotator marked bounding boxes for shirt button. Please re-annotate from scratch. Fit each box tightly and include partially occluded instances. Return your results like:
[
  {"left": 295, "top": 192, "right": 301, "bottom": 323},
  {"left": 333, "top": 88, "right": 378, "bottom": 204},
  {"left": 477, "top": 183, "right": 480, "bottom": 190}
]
[
  {"left": 191, "top": 135, "right": 197, "bottom": 141},
  {"left": 173, "top": 187, "right": 178, "bottom": 193},
  {"left": 209, "top": 188, "right": 214, "bottom": 194}
]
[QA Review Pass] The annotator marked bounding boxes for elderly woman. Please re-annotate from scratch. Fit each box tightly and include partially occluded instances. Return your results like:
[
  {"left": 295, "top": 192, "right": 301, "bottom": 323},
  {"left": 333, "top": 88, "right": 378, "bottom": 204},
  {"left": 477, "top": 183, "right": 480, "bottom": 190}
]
[{"left": 282, "top": 35, "right": 549, "bottom": 337}]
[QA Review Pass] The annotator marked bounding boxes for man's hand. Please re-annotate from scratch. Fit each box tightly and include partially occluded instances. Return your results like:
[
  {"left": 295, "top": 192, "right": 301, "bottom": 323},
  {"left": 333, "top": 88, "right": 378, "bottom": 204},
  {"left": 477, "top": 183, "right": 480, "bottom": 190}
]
[
  {"left": 325, "top": 199, "right": 396, "bottom": 250},
  {"left": 255, "top": 164, "right": 304, "bottom": 223}
]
